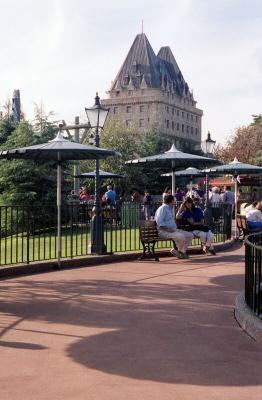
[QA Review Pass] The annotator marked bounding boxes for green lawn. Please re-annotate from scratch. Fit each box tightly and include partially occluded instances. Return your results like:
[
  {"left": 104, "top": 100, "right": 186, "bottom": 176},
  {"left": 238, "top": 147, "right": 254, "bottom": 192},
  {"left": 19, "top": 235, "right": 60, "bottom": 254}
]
[{"left": 0, "top": 225, "right": 226, "bottom": 266}]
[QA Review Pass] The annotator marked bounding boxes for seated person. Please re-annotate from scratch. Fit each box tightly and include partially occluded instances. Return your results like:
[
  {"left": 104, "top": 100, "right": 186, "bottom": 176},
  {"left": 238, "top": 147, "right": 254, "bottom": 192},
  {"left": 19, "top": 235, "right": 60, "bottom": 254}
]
[
  {"left": 105, "top": 185, "right": 116, "bottom": 205},
  {"left": 155, "top": 194, "right": 193, "bottom": 259},
  {"left": 176, "top": 197, "right": 216, "bottom": 255},
  {"left": 246, "top": 202, "right": 262, "bottom": 229},
  {"left": 241, "top": 201, "right": 258, "bottom": 216},
  {"left": 162, "top": 186, "right": 172, "bottom": 202},
  {"left": 132, "top": 190, "right": 141, "bottom": 202},
  {"left": 79, "top": 187, "right": 92, "bottom": 202}
]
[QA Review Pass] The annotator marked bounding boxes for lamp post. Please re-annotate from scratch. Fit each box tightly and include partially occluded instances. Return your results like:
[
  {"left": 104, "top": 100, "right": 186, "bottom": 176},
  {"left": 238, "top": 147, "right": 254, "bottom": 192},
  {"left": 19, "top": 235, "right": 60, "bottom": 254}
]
[
  {"left": 85, "top": 93, "right": 109, "bottom": 254},
  {"left": 201, "top": 131, "right": 216, "bottom": 207}
]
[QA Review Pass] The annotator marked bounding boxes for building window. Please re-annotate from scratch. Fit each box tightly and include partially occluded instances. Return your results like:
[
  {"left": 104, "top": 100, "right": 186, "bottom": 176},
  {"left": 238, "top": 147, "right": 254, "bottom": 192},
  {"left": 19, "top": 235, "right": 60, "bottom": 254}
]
[
  {"left": 141, "top": 89, "right": 145, "bottom": 95},
  {"left": 191, "top": 126, "right": 193, "bottom": 134},
  {"left": 139, "top": 119, "right": 145, "bottom": 128},
  {"left": 126, "top": 119, "right": 132, "bottom": 127},
  {"left": 113, "top": 106, "right": 118, "bottom": 114},
  {"left": 191, "top": 114, "right": 193, "bottom": 121},
  {"left": 176, "top": 122, "right": 179, "bottom": 131},
  {"left": 172, "top": 121, "right": 174, "bottom": 130},
  {"left": 182, "top": 111, "right": 184, "bottom": 118},
  {"left": 186, "top": 125, "right": 189, "bottom": 134},
  {"left": 166, "top": 106, "right": 169, "bottom": 114},
  {"left": 195, "top": 128, "right": 198, "bottom": 135},
  {"left": 128, "top": 90, "right": 133, "bottom": 96},
  {"left": 187, "top": 113, "right": 189, "bottom": 120},
  {"left": 177, "top": 109, "right": 180, "bottom": 116},
  {"left": 166, "top": 120, "right": 169, "bottom": 128},
  {"left": 182, "top": 124, "right": 184, "bottom": 132},
  {"left": 126, "top": 106, "right": 132, "bottom": 113},
  {"left": 172, "top": 108, "right": 174, "bottom": 115},
  {"left": 195, "top": 116, "right": 198, "bottom": 122},
  {"left": 140, "top": 105, "right": 145, "bottom": 112}
]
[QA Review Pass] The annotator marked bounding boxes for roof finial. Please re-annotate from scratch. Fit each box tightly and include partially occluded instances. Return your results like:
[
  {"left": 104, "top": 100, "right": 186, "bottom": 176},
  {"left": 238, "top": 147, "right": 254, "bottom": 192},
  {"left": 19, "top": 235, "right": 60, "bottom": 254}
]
[{"left": 142, "top": 19, "right": 143, "bottom": 34}]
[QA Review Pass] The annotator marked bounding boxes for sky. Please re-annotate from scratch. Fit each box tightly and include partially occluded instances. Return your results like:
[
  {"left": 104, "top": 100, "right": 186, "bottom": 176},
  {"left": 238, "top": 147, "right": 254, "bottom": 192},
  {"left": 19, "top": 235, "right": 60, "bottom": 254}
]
[{"left": 1, "top": 0, "right": 262, "bottom": 144}]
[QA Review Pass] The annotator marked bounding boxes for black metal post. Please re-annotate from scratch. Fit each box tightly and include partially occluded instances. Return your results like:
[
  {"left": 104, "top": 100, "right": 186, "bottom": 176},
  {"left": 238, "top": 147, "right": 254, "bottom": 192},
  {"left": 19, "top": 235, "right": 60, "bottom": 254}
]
[
  {"left": 89, "top": 126, "right": 107, "bottom": 254},
  {"left": 73, "top": 116, "right": 80, "bottom": 194},
  {"left": 204, "top": 172, "right": 213, "bottom": 229}
]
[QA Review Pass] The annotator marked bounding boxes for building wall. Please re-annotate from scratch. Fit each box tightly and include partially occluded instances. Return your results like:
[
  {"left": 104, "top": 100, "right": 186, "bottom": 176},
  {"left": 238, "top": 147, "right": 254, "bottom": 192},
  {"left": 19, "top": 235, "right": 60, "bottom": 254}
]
[{"left": 102, "top": 87, "right": 202, "bottom": 152}]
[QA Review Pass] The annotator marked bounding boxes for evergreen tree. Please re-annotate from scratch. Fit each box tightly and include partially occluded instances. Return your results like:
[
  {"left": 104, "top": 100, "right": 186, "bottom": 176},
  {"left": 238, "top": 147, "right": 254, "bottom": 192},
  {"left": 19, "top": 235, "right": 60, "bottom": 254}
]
[{"left": 0, "top": 121, "right": 57, "bottom": 206}]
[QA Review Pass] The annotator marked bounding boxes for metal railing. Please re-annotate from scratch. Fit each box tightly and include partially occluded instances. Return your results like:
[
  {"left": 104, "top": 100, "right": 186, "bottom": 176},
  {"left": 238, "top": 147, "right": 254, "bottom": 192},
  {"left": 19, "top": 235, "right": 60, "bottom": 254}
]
[
  {"left": 0, "top": 201, "right": 232, "bottom": 266},
  {"left": 245, "top": 232, "right": 262, "bottom": 318}
]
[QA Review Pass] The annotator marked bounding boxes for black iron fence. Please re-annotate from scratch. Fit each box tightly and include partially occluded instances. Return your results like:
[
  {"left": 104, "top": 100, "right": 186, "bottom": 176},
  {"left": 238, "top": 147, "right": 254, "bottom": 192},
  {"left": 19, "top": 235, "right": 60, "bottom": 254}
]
[
  {"left": 0, "top": 201, "right": 232, "bottom": 266},
  {"left": 245, "top": 232, "right": 262, "bottom": 318}
]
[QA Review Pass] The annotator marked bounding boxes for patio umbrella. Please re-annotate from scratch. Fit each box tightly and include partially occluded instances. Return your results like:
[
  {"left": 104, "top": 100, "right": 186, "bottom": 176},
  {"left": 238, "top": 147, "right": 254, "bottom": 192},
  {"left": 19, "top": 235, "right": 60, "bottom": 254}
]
[
  {"left": 162, "top": 167, "right": 202, "bottom": 196},
  {"left": 77, "top": 169, "right": 124, "bottom": 179},
  {"left": 0, "top": 131, "right": 118, "bottom": 266},
  {"left": 206, "top": 157, "right": 262, "bottom": 237},
  {"left": 126, "top": 144, "right": 220, "bottom": 194}
]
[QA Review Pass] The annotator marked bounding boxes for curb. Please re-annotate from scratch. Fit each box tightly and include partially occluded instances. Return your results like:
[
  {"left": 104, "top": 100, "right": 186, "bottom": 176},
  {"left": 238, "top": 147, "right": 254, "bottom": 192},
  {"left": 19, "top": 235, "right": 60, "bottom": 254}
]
[
  {"left": 0, "top": 239, "right": 235, "bottom": 280},
  {"left": 235, "top": 291, "right": 262, "bottom": 343}
]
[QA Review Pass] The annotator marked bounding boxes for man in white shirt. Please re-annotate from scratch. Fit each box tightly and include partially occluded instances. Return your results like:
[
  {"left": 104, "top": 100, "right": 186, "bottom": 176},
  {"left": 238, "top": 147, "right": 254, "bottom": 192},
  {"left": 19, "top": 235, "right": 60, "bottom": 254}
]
[{"left": 155, "top": 194, "right": 193, "bottom": 259}]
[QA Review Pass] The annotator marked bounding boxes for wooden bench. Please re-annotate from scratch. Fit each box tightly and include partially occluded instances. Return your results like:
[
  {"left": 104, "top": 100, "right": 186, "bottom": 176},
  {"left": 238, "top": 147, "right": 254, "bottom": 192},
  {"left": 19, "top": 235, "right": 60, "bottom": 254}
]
[
  {"left": 138, "top": 220, "right": 178, "bottom": 261},
  {"left": 236, "top": 214, "right": 262, "bottom": 239}
]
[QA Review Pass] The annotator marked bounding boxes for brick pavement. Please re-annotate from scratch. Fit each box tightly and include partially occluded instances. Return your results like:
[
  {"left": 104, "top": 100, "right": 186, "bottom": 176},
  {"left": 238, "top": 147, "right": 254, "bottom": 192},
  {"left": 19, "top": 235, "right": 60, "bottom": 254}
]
[{"left": 0, "top": 242, "right": 261, "bottom": 400}]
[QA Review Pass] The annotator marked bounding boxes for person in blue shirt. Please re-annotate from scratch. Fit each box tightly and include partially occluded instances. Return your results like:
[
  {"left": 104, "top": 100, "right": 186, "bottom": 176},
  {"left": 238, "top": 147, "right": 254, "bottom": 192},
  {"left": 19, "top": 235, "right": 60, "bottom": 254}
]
[
  {"left": 176, "top": 197, "right": 215, "bottom": 255},
  {"left": 155, "top": 194, "right": 193, "bottom": 259},
  {"left": 105, "top": 185, "right": 116, "bottom": 205}
]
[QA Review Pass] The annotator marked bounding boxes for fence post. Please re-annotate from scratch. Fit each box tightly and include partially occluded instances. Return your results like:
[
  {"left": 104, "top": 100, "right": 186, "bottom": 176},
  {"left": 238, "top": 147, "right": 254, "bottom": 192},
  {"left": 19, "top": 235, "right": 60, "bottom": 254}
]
[{"left": 26, "top": 207, "right": 30, "bottom": 264}]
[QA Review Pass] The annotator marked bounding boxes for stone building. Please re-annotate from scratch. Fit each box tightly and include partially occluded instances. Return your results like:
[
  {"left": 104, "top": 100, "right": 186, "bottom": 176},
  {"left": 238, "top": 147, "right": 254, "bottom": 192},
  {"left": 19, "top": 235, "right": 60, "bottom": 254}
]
[{"left": 102, "top": 33, "right": 203, "bottom": 152}]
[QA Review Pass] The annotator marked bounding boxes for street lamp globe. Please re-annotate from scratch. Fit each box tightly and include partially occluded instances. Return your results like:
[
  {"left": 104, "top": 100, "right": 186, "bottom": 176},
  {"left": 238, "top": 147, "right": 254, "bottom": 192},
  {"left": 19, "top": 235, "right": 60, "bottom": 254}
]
[
  {"left": 85, "top": 93, "right": 109, "bottom": 132},
  {"left": 201, "top": 131, "right": 216, "bottom": 155}
]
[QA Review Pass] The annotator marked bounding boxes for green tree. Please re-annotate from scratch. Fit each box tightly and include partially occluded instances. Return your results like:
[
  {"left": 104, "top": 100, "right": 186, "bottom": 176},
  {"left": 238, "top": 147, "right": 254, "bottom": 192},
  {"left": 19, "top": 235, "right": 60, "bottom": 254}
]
[
  {"left": 33, "top": 102, "right": 56, "bottom": 142},
  {"left": 80, "top": 120, "right": 174, "bottom": 194},
  {"left": 251, "top": 114, "right": 262, "bottom": 125},
  {"left": 0, "top": 121, "right": 57, "bottom": 206},
  {"left": 0, "top": 116, "right": 16, "bottom": 145},
  {"left": 214, "top": 120, "right": 262, "bottom": 164}
]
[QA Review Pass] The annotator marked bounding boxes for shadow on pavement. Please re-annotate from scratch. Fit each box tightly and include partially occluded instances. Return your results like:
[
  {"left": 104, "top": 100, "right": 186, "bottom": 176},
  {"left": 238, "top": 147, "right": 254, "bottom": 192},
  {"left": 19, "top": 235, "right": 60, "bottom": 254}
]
[{"left": 0, "top": 261, "right": 261, "bottom": 387}]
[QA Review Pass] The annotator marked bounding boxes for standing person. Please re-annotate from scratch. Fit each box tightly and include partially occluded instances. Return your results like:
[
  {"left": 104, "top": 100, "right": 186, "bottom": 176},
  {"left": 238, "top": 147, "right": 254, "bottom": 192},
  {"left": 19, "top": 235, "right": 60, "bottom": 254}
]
[
  {"left": 176, "top": 197, "right": 216, "bottom": 255},
  {"left": 209, "top": 187, "right": 222, "bottom": 204},
  {"left": 237, "top": 188, "right": 244, "bottom": 213},
  {"left": 221, "top": 185, "right": 235, "bottom": 214},
  {"left": 155, "top": 194, "right": 193, "bottom": 259},
  {"left": 174, "top": 187, "right": 185, "bottom": 202},
  {"left": 209, "top": 187, "right": 222, "bottom": 221},
  {"left": 142, "top": 189, "right": 153, "bottom": 220},
  {"left": 105, "top": 185, "right": 116, "bottom": 205},
  {"left": 162, "top": 185, "right": 172, "bottom": 202}
]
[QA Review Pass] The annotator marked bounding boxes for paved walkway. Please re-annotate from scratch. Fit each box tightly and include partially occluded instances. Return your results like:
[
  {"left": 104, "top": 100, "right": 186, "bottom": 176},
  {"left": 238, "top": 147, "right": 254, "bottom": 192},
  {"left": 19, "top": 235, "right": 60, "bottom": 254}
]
[{"left": 0, "top": 243, "right": 261, "bottom": 400}]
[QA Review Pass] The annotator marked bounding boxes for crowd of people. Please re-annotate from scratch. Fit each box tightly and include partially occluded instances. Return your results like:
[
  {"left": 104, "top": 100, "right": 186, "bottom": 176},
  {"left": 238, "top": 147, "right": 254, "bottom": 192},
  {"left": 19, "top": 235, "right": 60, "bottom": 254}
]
[{"left": 73, "top": 183, "right": 262, "bottom": 251}]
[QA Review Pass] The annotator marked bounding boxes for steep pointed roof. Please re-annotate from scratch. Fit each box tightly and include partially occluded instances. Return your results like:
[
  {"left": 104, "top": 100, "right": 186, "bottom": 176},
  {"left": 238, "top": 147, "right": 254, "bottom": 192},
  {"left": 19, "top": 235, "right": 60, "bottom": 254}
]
[
  {"left": 157, "top": 46, "right": 181, "bottom": 76},
  {"left": 157, "top": 46, "right": 188, "bottom": 97},
  {"left": 109, "top": 34, "right": 191, "bottom": 98},
  {"left": 110, "top": 33, "right": 161, "bottom": 90}
]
